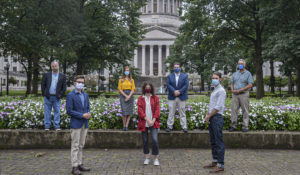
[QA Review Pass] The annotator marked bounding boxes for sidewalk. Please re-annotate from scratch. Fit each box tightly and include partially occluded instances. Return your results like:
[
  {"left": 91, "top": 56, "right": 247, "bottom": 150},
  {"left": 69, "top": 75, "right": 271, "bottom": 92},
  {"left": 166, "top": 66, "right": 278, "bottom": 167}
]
[{"left": 0, "top": 148, "right": 299, "bottom": 175}]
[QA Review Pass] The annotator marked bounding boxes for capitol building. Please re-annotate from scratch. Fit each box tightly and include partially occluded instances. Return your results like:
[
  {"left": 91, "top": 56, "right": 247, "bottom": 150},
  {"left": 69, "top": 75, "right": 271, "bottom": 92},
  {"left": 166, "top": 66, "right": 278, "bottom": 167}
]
[
  {"left": 133, "top": 0, "right": 182, "bottom": 78},
  {"left": 132, "top": 0, "right": 183, "bottom": 91}
]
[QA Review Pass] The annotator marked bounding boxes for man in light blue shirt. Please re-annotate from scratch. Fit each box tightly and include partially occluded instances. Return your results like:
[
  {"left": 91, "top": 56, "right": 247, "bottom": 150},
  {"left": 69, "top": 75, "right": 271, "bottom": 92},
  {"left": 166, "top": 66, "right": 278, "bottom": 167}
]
[
  {"left": 49, "top": 71, "right": 59, "bottom": 95},
  {"left": 204, "top": 72, "right": 226, "bottom": 173},
  {"left": 74, "top": 89, "right": 85, "bottom": 107},
  {"left": 230, "top": 59, "right": 254, "bottom": 132}
]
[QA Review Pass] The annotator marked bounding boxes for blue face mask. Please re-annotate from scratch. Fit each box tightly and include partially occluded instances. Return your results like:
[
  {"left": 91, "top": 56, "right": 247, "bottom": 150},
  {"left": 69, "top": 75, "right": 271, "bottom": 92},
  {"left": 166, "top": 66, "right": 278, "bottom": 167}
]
[
  {"left": 124, "top": 71, "right": 130, "bottom": 76},
  {"left": 238, "top": 64, "right": 244, "bottom": 70},
  {"left": 212, "top": 79, "right": 219, "bottom": 86},
  {"left": 174, "top": 68, "right": 181, "bottom": 73}
]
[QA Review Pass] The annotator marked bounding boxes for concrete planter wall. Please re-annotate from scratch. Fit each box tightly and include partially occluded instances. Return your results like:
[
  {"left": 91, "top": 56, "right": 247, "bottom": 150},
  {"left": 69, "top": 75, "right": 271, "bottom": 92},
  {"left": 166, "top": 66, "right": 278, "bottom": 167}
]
[{"left": 1, "top": 130, "right": 300, "bottom": 149}]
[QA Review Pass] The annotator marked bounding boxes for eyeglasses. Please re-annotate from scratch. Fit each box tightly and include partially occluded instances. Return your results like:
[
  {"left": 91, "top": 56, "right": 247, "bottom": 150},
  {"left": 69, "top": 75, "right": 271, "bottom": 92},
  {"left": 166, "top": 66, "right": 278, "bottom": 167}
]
[{"left": 76, "top": 81, "right": 84, "bottom": 84}]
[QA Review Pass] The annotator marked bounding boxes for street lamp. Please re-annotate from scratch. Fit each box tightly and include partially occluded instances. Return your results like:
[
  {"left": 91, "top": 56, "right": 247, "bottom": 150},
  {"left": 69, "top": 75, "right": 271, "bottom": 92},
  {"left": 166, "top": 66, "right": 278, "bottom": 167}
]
[
  {"left": 5, "top": 63, "right": 10, "bottom": 96},
  {"left": 0, "top": 77, "right": 2, "bottom": 96}
]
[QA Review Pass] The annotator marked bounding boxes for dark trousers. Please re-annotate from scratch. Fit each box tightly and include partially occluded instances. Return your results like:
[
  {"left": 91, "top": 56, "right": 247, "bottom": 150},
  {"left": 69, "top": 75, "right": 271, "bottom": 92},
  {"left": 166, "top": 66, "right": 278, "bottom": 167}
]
[
  {"left": 142, "top": 127, "right": 159, "bottom": 155},
  {"left": 208, "top": 114, "right": 225, "bottom": 168}
]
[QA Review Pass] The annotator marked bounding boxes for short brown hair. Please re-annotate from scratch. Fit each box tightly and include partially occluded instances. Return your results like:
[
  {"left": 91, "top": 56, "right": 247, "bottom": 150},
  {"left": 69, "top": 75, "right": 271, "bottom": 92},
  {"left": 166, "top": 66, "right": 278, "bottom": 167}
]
[
  {"left": 74, "top": 75, "right": 85, "bottom": 82},
  {"left": 142, "top": 82, "right": 155, "bottom": 95},
  {"left": 213, "top": 71, "right": 222, "bottom": 78},
  {"left": 173, "top": 62, "right": 180, "bottom": 66}
]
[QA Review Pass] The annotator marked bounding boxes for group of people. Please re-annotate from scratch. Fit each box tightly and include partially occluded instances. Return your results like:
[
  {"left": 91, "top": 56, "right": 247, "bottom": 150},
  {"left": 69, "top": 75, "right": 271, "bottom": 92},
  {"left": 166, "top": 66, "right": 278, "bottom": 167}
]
[{"left": 41, "top": 59, "right": 253, "bottom": 174}]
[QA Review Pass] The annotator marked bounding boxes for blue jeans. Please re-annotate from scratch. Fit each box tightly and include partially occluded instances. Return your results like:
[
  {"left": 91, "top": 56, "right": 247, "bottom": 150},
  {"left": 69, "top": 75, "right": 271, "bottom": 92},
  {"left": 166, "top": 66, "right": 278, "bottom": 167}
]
[
  {"left": 44, "top": 96, "right": 61, "bottom": 129},
  {"left": 208, "top": 114, "right": 225, "bottom": 168},
  {"left": 142, "top": 127, "right": 159, "bottom": 155}
]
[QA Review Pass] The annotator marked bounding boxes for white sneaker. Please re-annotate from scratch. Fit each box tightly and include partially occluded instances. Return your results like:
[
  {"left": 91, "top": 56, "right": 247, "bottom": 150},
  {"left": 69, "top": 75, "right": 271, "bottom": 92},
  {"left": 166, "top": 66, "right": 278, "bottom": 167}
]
[
  {"left": 45, "top": 129, "right": 50, "bottom": 131},
  {"left": 144, "top": 158, "right": 150, "bottom": 165},
  {"left": 55, "top": 128, "right": 61, "bottom": 131},
  {"left": 153, "top": 159, "right": 160, "bottom": 166}
]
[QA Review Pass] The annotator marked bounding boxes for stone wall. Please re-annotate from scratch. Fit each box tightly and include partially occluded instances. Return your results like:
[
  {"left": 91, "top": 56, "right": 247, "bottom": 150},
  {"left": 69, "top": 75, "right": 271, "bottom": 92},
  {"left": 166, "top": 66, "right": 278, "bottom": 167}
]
[{"left": 1, "top": 130, "right": 300, "bottom": 149}]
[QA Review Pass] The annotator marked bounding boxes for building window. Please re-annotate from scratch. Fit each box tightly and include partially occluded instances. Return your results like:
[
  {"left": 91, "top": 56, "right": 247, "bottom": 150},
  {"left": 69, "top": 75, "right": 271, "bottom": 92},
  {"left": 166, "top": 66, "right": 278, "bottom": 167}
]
[
  {"left": 17, "top": 80, "right": 19, "bottom": 86},
  {"left": 13, "top": 67, "right": 17, "bottom": 72},
  {"left": 144, "top": 6, "right": 146, "bottom": 13},
  {"left": 4, "top": 58, "right": 8, "bottom": 62},
  {"left": 13, "top": 58, "right": 17, "bottom": 62}
]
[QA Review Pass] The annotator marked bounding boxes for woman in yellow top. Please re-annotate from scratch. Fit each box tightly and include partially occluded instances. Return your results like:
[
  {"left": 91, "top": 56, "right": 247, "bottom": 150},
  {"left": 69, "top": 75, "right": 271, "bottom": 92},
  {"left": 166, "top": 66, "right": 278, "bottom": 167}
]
[{"left": 118, "top": 66, "right": 136, "bottom": 131}]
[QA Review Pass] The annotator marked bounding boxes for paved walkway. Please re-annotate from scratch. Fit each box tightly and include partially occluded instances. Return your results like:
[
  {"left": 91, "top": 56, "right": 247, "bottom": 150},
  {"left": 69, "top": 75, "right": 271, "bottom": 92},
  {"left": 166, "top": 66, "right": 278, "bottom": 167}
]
[{"left": 0, "top": 149, "right": 299, "bottom": 175}]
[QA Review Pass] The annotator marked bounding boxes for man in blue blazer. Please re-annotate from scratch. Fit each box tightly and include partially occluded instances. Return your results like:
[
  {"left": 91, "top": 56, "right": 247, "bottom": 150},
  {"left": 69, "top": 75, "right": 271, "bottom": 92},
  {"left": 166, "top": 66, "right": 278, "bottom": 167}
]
[
  {"left": 166, "top": 62, "right": 189, "bottom": 133},
  {"left": 66, "top": 75, "right": 91, "bottom": 175}
]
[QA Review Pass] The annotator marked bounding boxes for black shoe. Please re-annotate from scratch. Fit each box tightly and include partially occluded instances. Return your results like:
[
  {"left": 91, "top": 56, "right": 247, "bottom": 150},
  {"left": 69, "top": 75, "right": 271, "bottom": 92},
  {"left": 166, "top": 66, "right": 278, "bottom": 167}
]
[
  {"left": 183, "top": 128, "right": 188, "bottom": 133},
  {"left": 72, "top": 167, "right": 81, "bottom": 175},
  {"left": 229, "top": 127, "right": 236, "bottom": 132},
  {"left": 78, "top": 164, "right": 90, "bottom": 172},
  {"left": 242, "top": 128, "right": 248, "bottom": 132},
  {"left": 165, "top": 127, "right": 171, "bottom": 132},
  {"left": 122, "top": 127, "right": 126, "bottom": 131},
  {"left": 125, "top": 127, "right": 129, "bottom": 131}
]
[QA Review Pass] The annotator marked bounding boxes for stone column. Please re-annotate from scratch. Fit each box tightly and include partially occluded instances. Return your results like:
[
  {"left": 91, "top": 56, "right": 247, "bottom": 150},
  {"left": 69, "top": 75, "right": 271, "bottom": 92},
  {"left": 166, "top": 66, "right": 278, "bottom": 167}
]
[
  {"left": 152, "top": 0, "right": 154, "bottom": 13},
  {"left": 158, "top": 45, "right": 162, "bottom": 76},
  {"left": 157, "top": 0, "right": 160, "bottom": 13},
  {"left": 168, "top": 0, "right": 170, "bottom": 13},
  {"left": 142, "top": 45, "right": 146, "bottom": 76},
  {"left": 166, "top": 45, "right": 170, "bottom": 74},
  {"left": 172, "top": 0, "right": 175, "bottom": 14},
  {"left": 150, "top": 45, "right": 154, "bottom": 76},
  {"left": 134, "top": 49, "right": 138, "bottom": 68},
  {"left": 146, "top": 1, "right": 150, "bottom": 13}
]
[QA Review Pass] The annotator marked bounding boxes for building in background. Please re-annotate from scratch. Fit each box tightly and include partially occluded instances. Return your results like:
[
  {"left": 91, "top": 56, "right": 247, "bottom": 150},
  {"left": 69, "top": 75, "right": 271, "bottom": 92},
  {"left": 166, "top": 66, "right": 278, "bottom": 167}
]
[{"left": 0, "top": 55, "right": 27, "bottom": 92}]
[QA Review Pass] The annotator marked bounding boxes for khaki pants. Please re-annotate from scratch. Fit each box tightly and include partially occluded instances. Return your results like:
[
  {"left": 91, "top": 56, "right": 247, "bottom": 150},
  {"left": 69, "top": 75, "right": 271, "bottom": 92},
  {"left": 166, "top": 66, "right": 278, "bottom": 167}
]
[
  {"left": 71, "top": 125, "right": 88, "bottom": 167},
  {"left": 231, "top": 92, "right": 250, "bottom": 129},
  {"left": 167, "top": 97, "right": 187, "bottom": 129}
]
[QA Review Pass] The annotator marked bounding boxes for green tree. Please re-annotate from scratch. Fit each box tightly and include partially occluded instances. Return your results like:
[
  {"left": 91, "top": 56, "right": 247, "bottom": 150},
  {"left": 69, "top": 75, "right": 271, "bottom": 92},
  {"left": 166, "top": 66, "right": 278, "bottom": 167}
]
[
  {"left": 262, "top": 0, "right": 300, "bottom": 97},
  {"left": 0, "top": 0, "right": 80, "bottom": 95}
]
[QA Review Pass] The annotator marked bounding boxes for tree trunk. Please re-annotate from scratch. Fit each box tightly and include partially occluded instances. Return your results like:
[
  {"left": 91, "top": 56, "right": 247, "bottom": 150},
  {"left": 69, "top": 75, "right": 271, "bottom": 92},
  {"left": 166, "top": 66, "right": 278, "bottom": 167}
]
[
  {"left": 288, "top": 73, "right": 293, "bottom": 94},
  {"left": 270, "top": 60, "right": 275, "bottom": 93},
  {"left": 32, "top": 57, "right": 40, "bottom": 96},
  {"left": 75, "top": 1, "right": 86, "bottom": 75},
  {"left": 200, "top": 74, "right": 205, "bottom": 92},
  {"left": 26, "top": 59, "right": 33, "bottom": 95},
  {"left": 255, "top": 20, "right": 264, "bottom": 99},
  {"left": 97, "top": 66, "right": 101, "bottom": 96},
  {"left": 76, "top": 57, "right": 84, "bottom": 75},
  {"left": 297, "top": 67, "right": 300, "bottom": 97},
  {"left": 63, "top": 59, "right": 67, "bottom": 74}
]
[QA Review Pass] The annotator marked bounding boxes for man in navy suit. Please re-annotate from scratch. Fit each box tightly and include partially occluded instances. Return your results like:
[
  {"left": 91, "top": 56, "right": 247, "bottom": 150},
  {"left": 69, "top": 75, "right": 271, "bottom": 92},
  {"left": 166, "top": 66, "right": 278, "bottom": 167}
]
[
  {"left": 166, "top": 62, "right": 189, "bottom": 133},
  {"left": 66, "top": 75, "right": 91, "bottom": 175}
]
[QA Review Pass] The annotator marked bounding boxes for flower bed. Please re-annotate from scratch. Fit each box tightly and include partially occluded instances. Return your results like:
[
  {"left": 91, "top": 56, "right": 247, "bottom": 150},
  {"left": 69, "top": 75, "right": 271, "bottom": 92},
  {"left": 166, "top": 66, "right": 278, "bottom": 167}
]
[{"left": 0, "top": 96, "right": 299, "bottom": 131}]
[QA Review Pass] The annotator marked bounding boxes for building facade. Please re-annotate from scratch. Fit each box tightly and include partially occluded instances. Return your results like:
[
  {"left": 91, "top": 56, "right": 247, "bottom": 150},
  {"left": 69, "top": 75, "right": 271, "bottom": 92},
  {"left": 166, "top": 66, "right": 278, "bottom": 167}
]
[
  {"left": 132, "top": 0, "right": 183, "bottom": 91},
  {"left": 0, "top": 55, "right": 27, "bottom": 91}
]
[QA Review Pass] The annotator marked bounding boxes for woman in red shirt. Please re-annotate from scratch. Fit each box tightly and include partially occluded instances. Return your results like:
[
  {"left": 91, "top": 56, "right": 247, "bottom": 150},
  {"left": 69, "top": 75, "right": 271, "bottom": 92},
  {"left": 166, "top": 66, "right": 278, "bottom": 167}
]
[{"left": 137, "top": 82, "right": 160, "bottom": 166}]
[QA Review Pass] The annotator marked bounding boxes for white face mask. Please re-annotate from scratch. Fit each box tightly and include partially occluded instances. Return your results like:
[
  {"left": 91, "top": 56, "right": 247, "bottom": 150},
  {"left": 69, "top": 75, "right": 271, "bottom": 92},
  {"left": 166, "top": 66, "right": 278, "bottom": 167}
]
[{"left": 76, "top": 83, "right": 84, "bottom": 90}]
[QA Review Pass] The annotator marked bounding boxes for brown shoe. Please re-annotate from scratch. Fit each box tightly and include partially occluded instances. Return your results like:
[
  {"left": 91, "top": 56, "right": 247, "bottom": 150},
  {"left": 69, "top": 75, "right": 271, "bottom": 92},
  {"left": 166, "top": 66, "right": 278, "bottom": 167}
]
[
  {"left": 209, "top": 167, "right": 224, "bottom": 173},
  {"left": 78, "top": 164, "right": 91, "bottom": 171},
  {"left": 72, "top": 167, "right": 81, "bottom": 175},
  {"left": 203, "top": 162, "right": 217, "bottom": 168}
]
